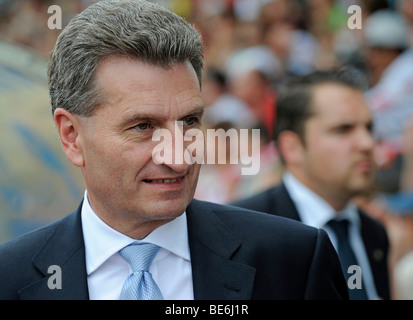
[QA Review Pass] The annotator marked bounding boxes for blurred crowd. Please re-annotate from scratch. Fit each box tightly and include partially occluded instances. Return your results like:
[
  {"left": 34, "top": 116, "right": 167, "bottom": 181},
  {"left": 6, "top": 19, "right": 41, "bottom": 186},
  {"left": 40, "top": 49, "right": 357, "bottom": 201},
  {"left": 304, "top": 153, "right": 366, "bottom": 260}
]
[{"left": 2, "top": 0, "right": 413, "bottom": 299}]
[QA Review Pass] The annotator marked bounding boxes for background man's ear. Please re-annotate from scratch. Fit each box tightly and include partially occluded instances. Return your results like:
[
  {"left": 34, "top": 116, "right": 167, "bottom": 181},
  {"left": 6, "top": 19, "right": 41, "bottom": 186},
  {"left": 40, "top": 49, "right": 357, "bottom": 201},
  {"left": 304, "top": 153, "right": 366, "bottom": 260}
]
[
  {"left": 54, "top": 108, "right": 85, "bottom": 167},
  {"left": 278, "top": 130, "right": 305, "bottom": 166}
]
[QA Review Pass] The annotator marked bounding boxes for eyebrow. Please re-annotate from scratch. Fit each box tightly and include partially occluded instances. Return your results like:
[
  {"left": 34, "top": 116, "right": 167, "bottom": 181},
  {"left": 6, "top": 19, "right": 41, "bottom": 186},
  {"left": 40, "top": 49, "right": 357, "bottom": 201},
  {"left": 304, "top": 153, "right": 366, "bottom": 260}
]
[
  {"left": 327, "top": 117, "right": 374, "bottom": 131},
  {"left": 179, "top": 107, "right": 204, "bottom": 121},
  {"left": 120, "top": 105, "right": 204, "bottom": 129}
]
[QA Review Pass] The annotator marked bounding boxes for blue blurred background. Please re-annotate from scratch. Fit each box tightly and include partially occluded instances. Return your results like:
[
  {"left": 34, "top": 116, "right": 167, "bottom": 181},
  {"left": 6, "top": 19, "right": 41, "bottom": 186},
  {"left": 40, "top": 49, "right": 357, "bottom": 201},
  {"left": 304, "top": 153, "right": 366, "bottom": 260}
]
[{"left": 0, "top": 40, "right": 84, "bottom": 243}]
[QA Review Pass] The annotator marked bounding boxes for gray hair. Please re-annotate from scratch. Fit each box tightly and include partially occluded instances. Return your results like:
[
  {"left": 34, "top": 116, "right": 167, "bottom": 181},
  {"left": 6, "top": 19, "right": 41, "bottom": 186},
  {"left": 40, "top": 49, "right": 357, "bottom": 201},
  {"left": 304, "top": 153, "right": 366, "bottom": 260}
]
[{"left": 48, "top": 0, "right": 204, "bottom": 116}]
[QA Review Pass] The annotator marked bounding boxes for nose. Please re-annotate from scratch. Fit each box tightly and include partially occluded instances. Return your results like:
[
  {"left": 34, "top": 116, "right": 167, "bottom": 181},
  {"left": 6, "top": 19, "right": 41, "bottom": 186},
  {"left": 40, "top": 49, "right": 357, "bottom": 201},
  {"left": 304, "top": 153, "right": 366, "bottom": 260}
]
[
  {"left": 357, "top": 126, "right": 375, "bottom": 152},
  {"left": 164, "top": 146, "right": 191, "bottom": 173},
  {"left": 151, "top": 122, "right": 192, "bottom": 173}
]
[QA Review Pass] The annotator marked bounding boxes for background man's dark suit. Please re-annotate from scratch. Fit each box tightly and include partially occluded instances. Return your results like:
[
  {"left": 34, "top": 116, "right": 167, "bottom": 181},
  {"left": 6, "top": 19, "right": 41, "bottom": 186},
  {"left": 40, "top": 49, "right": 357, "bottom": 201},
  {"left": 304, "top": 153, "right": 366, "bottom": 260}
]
[
  {"left": 0, "top": 199, "right": 348, "bottom": 300},
  {"left": 233, "top": 184, "right": 391, "bottom": 300}
]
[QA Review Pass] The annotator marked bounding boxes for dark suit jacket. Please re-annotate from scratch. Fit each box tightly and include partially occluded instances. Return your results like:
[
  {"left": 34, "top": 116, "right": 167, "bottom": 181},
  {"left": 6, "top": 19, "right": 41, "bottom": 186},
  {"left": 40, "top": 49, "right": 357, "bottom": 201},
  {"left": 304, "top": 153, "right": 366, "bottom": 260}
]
[
  {"left": 0, "top": 199, "right": 348, "bottom": 300},
  {"left": 232, "top": 183, "right": 391, "bottom": 300}
]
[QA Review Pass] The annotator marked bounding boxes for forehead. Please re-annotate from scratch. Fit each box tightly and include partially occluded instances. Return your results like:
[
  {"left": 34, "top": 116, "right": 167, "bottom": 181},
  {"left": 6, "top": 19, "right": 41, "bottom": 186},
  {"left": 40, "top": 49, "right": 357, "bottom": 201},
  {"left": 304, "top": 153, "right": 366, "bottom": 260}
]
[
  {"left": 94, "top": 56, "right": 203, "bottom": 121},
  {"left": 310, "top": 83, "right": 371, "bottom": 121}
]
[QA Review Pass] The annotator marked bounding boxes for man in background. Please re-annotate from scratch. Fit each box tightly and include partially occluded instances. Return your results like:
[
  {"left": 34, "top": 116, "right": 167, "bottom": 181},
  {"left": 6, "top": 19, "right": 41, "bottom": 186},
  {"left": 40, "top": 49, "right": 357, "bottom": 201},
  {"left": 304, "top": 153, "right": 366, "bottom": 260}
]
[{"left": 234, "top": 68, "right": 391, "bottom": 300}]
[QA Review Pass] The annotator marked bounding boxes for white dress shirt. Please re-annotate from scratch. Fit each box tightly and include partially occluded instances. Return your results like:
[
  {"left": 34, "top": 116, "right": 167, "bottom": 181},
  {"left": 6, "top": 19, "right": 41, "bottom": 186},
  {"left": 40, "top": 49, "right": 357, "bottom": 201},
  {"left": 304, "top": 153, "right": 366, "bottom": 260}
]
[
  {"left": 81, "top": 190, "right": 194, "bottom": 300},
  {"left": 283, "top": 172, "right": 380, "bottom": 300}
]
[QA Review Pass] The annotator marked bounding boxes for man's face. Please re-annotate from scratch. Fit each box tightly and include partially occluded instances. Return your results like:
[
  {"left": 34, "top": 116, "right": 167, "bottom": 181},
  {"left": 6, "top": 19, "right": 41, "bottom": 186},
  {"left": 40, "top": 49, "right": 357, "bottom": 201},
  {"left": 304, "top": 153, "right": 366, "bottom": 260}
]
[
  {"left": 296, "top": 83, "right": 375, "bottom": 203},
  {"left": 75, "top": 57, "right": 203, "bottom": 236}
]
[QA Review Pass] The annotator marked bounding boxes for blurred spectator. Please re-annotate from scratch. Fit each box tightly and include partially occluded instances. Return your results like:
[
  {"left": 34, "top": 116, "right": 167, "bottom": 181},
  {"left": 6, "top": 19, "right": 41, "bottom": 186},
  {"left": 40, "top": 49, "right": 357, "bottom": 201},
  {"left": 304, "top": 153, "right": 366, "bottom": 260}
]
[
  {"left": 0, "top": 0, "right": 56, "bottom": 55},
  {"left": 363, "top": 9, "right": 413, "bottom": 193},
  {"left": 394, "top": 250, "right": 413, "bottom": 299},
  {"left": 202, "top": 67, "right": 255, "bottom": 129},
  {"left": 233, "top": 0, "right": 273, "bottom": 22},
  {"left": 199, "top": 10, "right": 238, "bottom": 71},
  {"left": 398, "top": 119, "right": 413, "bottom": 192},
  {"left": 194, "top": 121, "right": 281, "bottom": 204},
  {"left": 225, "top": 45, "right": 280, "bottom": 139},
  {"left": 194, "top": 121, "right": 243, "bottom": 204},
  {"left": 307, "top": 0, "right": 349, "bottom": 69},
  {"left": 199, "top": 63, "right": 281, "bottom": 204},
  {"left": 360, "top": 194, "right": 413, "bottom": 299},
  {"left": 259, "top": 1, "right": 321, "bottom": 75},
  {"left": 265, "top": 22, "right": 320, "bottom": 76},
  {"left": 0, "top": 0, "right": 89, "bottom": 56},
  {"left": 399, "top": 0, "right": 413, "bottom": 44},
  {"left": 234, "top": 124, "right": 282, "bottom": 201}
]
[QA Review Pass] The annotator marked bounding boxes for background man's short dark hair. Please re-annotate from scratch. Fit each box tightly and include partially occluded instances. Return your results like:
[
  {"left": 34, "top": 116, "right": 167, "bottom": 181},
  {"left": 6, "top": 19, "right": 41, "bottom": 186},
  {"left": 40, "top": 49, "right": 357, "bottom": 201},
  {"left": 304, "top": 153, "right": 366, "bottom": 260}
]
[{"left": 273, "top": 67, "right": 369, "bottom": 145}]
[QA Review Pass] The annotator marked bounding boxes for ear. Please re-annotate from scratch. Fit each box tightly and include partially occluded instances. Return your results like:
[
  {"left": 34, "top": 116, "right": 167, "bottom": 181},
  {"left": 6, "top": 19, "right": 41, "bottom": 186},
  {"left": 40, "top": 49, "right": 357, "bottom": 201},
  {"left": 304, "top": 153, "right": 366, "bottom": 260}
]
[
  {"left": 278, "top": 130, "right": 305, "bottom": 166},
  {"left": 54, "top": 108, "right": 85, "bottom": 167}
]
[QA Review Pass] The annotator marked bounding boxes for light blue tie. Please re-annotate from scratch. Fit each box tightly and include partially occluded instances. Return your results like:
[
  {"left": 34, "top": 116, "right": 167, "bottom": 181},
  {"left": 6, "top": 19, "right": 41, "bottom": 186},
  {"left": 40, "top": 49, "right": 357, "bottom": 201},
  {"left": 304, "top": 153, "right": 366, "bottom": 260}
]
[{"left": 119, "top": 242, "right": 164, "bottom": 300}]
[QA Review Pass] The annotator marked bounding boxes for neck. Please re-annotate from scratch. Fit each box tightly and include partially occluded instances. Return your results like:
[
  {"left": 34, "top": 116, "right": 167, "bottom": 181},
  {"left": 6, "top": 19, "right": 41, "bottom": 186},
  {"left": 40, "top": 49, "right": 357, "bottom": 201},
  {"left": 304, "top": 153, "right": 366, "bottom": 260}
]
[
  {"left": 288, "top": 170, "right": 350, "bottom": 212},
  {"left": 85, "top": 192, "right": 174, "bottom": 240}
]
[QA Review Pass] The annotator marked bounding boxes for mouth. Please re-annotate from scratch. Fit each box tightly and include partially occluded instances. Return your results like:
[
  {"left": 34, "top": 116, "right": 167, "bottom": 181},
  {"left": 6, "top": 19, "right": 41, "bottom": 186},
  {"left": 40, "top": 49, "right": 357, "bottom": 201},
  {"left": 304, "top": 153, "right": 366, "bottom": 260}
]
[
  {"left": 142, "top": 176, "right": 185, "bottom": 187},
  {"left": 143, "top": 178, "right": 182, "bottom": 183},
  {"left": 355, "top": 159, "right": 373, "bottom": 171}
]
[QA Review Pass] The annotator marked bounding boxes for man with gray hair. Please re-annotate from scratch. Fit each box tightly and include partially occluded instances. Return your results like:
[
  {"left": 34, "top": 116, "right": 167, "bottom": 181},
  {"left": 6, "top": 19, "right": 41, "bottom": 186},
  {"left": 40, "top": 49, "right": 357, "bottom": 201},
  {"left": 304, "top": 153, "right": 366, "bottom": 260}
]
[{"left": 0, "top": 0, "right": 347, "bottom": 300}]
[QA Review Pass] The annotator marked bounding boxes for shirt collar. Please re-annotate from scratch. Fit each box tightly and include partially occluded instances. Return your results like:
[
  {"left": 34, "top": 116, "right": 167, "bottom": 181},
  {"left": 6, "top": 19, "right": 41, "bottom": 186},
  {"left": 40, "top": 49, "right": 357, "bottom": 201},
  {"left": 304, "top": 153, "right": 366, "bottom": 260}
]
[
  {"left": 81, "top": 190, "right": 190, "bottom": 275},
  {"left": 283, "top": 172, "right": 360, "bottom": 229}
]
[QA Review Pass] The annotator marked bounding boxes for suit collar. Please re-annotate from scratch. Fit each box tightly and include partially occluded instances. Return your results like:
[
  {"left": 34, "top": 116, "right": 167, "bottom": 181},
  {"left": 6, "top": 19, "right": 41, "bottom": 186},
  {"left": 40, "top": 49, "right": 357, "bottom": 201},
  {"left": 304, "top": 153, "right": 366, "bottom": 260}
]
[
  {"left": 186, "top": 199, "right": 256, "bottom": 300},
  {"left": 272, "top": 183, "right": 301, "bottom": 221},
  {"left": 359, "top": 212, "right": 391, "bottom": 300},
  {"left": 18, "top": 199, "right": 257, "bottom": 300},
  {"left": 18, "top": 204, "right": 89, "bottom": 300},
  {"left": 272, "top": 183, "right": 390, "bottom": 300}
]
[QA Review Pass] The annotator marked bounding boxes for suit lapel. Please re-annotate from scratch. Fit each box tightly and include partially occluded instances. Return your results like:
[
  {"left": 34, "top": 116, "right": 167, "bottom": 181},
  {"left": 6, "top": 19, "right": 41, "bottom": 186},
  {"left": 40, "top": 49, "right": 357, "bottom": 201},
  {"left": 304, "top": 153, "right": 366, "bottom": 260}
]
[
  {"left": 279, "top": 184, "right": 390, "bottom": 299},
  {"left": 186, "top": 200, "right": 256, "bottom": 300},
  {"left": 272, "top": 184, "right": 301, "bottom": 221},
  {"left": 359, "top": 211, "right": 390, "bottom": 300},
  {"left": 18, "top": 205, "right": 89, "bottom": 300},
  {"left": 18, "top": 199, "right": 258, "bottom": 300}
]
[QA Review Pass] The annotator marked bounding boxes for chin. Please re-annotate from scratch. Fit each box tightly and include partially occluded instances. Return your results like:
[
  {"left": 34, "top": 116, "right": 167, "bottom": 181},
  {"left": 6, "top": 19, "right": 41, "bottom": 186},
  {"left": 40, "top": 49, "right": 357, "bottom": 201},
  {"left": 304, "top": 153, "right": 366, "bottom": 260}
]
[
  {"left": 349, "top": 184, "right": 373, "bottom": 197},
  {"left": 144, "top": 199, "right": 190, "bottom": 219}
]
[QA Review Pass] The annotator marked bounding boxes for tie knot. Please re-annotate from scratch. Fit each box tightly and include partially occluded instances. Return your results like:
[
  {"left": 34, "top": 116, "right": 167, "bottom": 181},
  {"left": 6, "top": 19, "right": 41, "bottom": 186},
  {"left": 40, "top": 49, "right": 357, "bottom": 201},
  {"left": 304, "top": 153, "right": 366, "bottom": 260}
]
[
  {"left": 119, "top": 242, "right": 160, "bottom": 272},
  {"left": 328, "top": 219, "right": 350, "bottom": 240}
]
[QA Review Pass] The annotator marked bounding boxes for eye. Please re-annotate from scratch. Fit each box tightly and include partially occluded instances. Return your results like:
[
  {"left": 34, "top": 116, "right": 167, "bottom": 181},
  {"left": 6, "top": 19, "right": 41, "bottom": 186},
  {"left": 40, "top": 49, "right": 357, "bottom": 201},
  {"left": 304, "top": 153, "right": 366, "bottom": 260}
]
[
  {"left": 334, "top": 124, "right": 353, "bottom": 134},
  {"left": 183, "top": 116, "right": 200, "bottom": 127},
  {"left": 134, "top": 122, "right": 152, "bottom": 131}
]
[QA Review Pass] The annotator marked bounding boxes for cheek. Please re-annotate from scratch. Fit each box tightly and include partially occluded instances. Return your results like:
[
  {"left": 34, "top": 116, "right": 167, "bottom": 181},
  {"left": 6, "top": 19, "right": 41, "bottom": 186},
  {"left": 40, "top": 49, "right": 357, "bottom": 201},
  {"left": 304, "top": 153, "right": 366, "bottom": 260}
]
[
  {"left": 305, "top": 141, "right": 345, "bottom": 174},
  {"left": 83, "top": 138, "right": 153, "bottom": 181},
  {"left": 116, "top": 142, "right": 157, "bottom": 175}
]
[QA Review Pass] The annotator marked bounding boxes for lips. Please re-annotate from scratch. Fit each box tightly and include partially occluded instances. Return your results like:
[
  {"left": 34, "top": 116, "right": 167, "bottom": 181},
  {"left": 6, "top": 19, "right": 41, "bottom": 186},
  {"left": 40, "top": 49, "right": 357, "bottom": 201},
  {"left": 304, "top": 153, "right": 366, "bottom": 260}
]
[
  {"left": 143, "top": 177, "right": 184, "bottom": 184},
  {"left": 355, "top": 159, "right": 373, "bottom": 171}
]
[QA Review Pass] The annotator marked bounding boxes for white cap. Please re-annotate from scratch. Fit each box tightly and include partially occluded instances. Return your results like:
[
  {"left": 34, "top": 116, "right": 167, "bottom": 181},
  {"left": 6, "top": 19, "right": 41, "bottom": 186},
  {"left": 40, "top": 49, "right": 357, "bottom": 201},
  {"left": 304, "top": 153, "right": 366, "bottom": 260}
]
[
  {"left": 364, "top": 9, "right": 410, "bottom": 49},
  {"left": 225, "top": 45, "right": 281, "bottom": 83}
]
